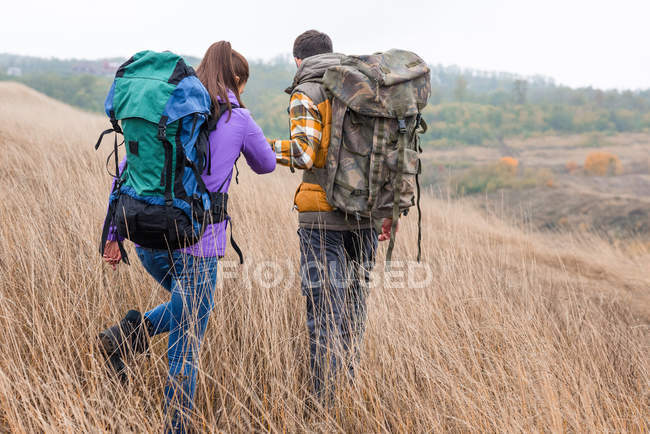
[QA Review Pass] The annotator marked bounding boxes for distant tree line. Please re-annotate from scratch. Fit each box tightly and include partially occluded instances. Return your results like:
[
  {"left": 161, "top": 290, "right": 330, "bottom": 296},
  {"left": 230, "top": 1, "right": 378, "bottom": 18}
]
[
  {"left": 1, "top": 54, "right": 649, "bottom": 147},
  {"left": 421, "top": 65, "right": 650, "bottom": 145}
]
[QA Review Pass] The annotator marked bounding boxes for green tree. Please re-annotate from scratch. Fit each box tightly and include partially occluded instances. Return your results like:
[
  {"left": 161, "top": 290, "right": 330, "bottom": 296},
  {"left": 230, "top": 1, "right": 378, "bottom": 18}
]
[
  {"left": 454, "top": 76, "right": 467, "bottom": 102},
  {"left": 513, "top": 79, "right": 527, "bottom": 104},
  {"left": 546, "top": 105, "right": 574, "bottom": 132}
]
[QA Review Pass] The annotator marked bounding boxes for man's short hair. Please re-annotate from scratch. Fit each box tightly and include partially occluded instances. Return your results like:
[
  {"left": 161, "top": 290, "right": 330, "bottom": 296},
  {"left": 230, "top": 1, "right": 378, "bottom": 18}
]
[{"left": 293, "top": 30, "right": 333, "bottom": 60}]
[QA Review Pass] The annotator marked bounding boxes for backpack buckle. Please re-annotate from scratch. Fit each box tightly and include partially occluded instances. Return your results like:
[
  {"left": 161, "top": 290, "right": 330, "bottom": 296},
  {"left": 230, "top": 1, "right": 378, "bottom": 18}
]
[
  {"left": 398, "top": 118, "right": 407, "bottom": 134},
  {"left": 157, "top": 125, "right": 167, "bottom": 140},
  {"left": 110, "top": 119, "right": 122, "bottom": 134}
]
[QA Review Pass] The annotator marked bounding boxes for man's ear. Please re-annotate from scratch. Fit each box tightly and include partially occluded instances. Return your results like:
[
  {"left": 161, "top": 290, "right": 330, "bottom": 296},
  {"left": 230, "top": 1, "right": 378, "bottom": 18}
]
[{"left": 294, "top": 57, "right": 302, "bottom": 68}]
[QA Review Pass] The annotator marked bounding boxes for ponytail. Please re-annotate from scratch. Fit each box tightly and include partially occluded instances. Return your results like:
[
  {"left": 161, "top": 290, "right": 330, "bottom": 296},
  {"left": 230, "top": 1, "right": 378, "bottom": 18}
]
[{"left": 196, "top": 41, "right": 248, "bottom": 120}]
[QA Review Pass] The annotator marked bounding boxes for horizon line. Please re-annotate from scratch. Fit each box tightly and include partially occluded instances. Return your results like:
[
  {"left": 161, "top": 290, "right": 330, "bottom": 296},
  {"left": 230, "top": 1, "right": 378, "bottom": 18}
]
[{"left": 0, "top": 51, "right": 647, "bottom": 93}]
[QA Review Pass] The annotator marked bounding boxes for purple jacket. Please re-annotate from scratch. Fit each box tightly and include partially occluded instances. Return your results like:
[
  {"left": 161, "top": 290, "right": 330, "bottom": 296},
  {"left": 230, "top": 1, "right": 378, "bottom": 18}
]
[
  {"left": 183, "top": 91, "right": 275, "bottom": 257},
  {"left": 108, "top": 90, "right": 275, "bottom": 257}
]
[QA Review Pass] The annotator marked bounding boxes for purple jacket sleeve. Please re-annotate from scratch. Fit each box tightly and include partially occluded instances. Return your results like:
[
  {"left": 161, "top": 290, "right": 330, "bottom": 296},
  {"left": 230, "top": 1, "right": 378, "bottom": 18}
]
[
  {"left": 242, "top": 113, "right": 276, "bottom": 174},
  {"left": 106, "top": 157, "right": 127, "bottom": 242}
]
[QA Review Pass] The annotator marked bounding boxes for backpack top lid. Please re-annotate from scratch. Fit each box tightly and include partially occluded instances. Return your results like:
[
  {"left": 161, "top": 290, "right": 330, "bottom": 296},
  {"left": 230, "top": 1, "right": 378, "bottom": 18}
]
[
  {"left": 104, "top": 50, "right": 211, "bottom": 125},
  {"left": 322, "top": 49, "right": 431, "bottom": 118}
]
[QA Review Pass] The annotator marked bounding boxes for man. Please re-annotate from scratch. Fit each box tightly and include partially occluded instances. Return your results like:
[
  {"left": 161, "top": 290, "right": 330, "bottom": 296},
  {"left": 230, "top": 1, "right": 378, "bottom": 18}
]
[{"left": 269, "top": 30, "right": 396, "bottom": 400}]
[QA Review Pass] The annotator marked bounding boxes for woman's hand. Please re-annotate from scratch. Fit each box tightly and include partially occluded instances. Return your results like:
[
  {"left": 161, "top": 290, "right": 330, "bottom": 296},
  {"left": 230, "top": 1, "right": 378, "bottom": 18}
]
[
  {"left": 103, "top": 241, "right": 122, "bottom": 270},
  {"left": 378, "top": 218, "right": 399, "bottom": 242}
]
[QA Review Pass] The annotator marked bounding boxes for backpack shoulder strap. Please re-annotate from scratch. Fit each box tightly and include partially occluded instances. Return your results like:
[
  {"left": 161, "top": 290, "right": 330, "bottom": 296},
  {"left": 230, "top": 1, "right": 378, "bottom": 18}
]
[{"left": 204, "top": 101, "right": 241, "bottom": 175}]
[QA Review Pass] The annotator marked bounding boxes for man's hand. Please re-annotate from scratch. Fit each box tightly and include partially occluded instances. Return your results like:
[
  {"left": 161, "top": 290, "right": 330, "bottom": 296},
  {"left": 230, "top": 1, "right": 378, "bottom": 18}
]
[
  {"left": 103, "top": 240, "right": 122, "bottom": 270},
  {"left": 378, "top": 218, "right": 399, "bottom": 242}
]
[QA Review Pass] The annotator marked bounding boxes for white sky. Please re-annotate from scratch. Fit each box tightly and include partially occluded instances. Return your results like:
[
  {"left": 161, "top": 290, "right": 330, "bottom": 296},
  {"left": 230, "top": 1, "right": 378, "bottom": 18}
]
[{"left": 1, "top": 0, "right": 647, "bottom": 90}]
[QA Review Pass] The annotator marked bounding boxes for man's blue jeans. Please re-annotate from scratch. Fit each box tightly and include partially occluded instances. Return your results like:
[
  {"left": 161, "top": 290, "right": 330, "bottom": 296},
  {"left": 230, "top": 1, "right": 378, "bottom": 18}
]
[
  {"left": 298, "top": 227, "right": 378, "bottom": 400},
  {"left": 136, "top": 247, "right": 218, "bottom": 433}
]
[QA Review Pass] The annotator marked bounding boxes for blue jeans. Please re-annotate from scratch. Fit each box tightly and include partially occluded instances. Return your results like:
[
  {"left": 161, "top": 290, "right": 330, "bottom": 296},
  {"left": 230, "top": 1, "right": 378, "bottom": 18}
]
[
  {"left": 298, "top": 227, "right": 377, "bottom": 400},
  {"left": 136, "top": 247, "right": 218, "bottom": 434}
]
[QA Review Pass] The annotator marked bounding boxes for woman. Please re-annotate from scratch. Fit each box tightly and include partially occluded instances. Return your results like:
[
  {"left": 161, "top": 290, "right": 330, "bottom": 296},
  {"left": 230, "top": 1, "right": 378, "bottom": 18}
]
[{"left": 99, "top": 41, "right": 275, "bottom": 432}]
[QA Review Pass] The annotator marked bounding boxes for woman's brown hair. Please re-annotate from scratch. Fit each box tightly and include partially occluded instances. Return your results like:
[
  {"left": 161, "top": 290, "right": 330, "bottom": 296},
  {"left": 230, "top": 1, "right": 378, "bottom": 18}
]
[{"left": 196, "top": 41, "right": 249, "bottom": 120}]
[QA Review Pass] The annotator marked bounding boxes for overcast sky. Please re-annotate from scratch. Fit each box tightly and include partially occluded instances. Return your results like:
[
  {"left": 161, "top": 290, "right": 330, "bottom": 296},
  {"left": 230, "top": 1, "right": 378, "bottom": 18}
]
[{"left": 1, "top": 0, "right": 647, "bottom": 90}]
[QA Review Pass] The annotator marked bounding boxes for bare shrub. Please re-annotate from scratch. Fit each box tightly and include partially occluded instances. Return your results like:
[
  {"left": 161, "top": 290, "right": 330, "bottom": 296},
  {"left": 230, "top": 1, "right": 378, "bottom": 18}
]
[
  {"left": 585, "top": 151, "right": 623, "bottom": 176},
  {"left": 566, "top": 160, "right": 580, "bottom": 174},
  {"left": 499, "top": 156, "right": 519, "bottom": 175}
]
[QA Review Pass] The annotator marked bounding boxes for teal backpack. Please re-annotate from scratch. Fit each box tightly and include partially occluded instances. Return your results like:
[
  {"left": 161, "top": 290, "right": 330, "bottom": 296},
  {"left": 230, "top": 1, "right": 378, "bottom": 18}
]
[{"left": 95, "top": 50, "right": 242, "bottom": 263}]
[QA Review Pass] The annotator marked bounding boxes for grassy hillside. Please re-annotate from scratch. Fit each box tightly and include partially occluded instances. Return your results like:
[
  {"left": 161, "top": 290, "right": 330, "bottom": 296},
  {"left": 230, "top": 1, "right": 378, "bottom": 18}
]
[{"left": 0, "top": 82, "right": 648, "bottom": 432}]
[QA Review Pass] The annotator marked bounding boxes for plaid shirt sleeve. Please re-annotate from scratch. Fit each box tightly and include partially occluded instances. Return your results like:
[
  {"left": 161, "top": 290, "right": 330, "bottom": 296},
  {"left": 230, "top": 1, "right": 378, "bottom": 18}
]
[{"left": 268, "top": 92, "right": 322, "bottom": 170}]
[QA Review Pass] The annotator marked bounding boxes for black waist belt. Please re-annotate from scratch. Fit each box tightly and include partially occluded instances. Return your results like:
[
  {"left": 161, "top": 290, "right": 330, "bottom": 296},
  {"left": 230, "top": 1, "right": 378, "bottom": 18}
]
[{"left": 209, "top": 192, "right": 228, "bottom": 223}]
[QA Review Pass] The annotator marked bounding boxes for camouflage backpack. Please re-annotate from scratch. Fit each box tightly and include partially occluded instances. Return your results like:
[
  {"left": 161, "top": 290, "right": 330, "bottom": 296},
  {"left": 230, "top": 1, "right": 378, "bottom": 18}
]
[{"left": 310, "top": 49, "right": 430, "bottom": 263}]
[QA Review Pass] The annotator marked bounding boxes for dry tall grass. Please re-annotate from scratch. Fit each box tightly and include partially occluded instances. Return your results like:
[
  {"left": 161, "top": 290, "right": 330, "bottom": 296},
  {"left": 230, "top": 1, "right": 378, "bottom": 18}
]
[{"left": 0, "top": 82, "right": 648, "bottom": 433}]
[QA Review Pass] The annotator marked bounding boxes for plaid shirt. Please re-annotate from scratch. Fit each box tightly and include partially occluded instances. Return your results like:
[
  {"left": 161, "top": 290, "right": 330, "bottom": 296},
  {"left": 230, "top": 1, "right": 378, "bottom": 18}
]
[{"left": 269, "top": 92, "right": 321, "bottom": 170}]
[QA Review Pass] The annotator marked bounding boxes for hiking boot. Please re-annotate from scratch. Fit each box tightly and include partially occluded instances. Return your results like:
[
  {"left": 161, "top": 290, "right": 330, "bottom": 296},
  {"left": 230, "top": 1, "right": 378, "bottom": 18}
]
[{"left": 98, "top": 309, "right": 151, "bottom": 382}]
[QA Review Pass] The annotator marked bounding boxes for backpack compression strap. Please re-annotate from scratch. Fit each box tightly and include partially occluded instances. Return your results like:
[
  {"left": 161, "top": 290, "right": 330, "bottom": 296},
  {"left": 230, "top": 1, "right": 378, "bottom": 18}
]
[
  {"left": 95, "top": 118, "right": 130, "bottom": 265},
  {"left": 99, "top": 192, "right": 130, "bottom": 265},
  {"left": 385, "top": 118, "right": 408, "bottom": 270},
  {"left": 415, "top": 117, "right": 427, "bottom": 263},
  {"left": 385, "top": 115, "right": 427, "bottom": 268},
  {"left": 95, "top": 114, "right": 123, "bottom": 177},
  {"left": 227, "top": 217, "right": 244, "bottom": 265}
]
